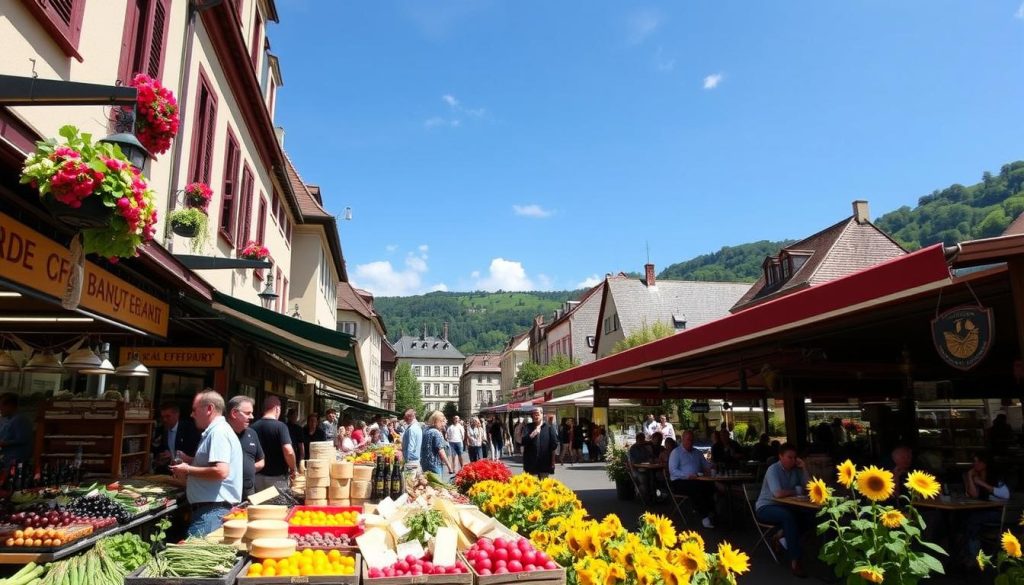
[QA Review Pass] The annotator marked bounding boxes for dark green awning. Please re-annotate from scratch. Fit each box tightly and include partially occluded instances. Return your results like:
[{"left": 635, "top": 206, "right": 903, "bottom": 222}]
[
  {"left": 184, "top": 292, "right": 363, "bottom": 394},
  {"left": 315, "top": 386, "right": 398, "bottom": 417}
]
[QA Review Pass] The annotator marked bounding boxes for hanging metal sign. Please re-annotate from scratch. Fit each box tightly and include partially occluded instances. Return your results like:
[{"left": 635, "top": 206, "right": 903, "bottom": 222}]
[{"left": 931, "top": 304, "right": 993, "bottom": 371}]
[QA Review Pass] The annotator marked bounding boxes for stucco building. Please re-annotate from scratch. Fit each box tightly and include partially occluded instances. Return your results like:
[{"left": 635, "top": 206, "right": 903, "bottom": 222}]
[
  {"left": 394, "top": 325, "right": 465, "bottom": 414},
  {"left": 460, "top": 353, "right": 501, "bottom": 415}
]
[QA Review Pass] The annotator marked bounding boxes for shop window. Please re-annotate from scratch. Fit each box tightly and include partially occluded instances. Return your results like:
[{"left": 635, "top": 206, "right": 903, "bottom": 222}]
[
  {"left": 117, "top": 0, "right": 171, "bottom": 83},
  {"left": 188, "top": 70, "right": 218, "bottom": 185},
  {"left": 22, "top": 0, "right": 86, "bottom": 61},
  {"left": 218, "top": 129, "right": 239, "bottom": 241}
]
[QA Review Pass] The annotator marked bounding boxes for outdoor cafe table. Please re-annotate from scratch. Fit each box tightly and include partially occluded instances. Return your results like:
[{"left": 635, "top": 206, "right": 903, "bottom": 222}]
[
  {"left": 912, "top": 497, "right": 1005, "bottom": 512},
  {"left": 773, "top": 495, "right": 822, "bottom": 510}
]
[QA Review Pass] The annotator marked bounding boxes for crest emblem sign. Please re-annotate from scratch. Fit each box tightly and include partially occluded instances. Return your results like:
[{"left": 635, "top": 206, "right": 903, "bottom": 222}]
[{"left": 931, "top": 304, "right": 993, "bottom": 371}]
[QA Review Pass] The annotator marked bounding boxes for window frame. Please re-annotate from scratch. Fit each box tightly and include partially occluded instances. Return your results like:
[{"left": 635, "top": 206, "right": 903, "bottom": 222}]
[
  {"left": 250, "top": 10, "right": 263, "bottom": 68},
  {"left": 22, "top": 0, "right": 86, "bottom": 61},
  {"left": 235, "top": 163, "right": 255, "bottom": 250},
  {"left": 188, "top": 68, "right": 218, "bottom": 188},
  {"left": 218, "top": 128, "right": 240, "bottom": 244},
  {"left": 116, "top": 0, "right": 171, "bottom": 83}
]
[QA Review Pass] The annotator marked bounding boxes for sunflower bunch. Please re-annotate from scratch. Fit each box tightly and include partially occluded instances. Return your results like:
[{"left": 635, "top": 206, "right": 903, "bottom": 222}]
[
  {"left": 813, "top": 460, "right": 946, "bottom": 585},
  {"left": 975, "top": 529, "right": 1024, "bottom": 580},
  {"left": 533, "top": 511, "right": 749, "bottom": 585},
  {"left": 468, "top": 474, "right": 581, "bottom": 535}
]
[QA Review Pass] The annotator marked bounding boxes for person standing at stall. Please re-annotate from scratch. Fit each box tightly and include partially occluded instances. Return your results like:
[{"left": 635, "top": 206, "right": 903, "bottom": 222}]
[
  {"left": 0, "top": 393, "right": 33, "bottom": 469},
  {"left": 488, "top": 416, "right": 505, "bottom": 460},
  {"left": 152, "top": 403, "right": 201, "bottom": 475},
  {"left": 421, "top": 411, "right": 454, "bottom": 481},
  {"left": 286, "top": 408, "right": 305, "bottom": 464},
  {"left": 302, "top": 413, "right": 327, "bottom": 461},
  {"left": 320, "top": 409, "right": 339, "bottom": 443},
  {"left": 251, "top": 395, "right": 297, "bottom": 493},
  {"left": 446, "top": 415, "right": 466, "bottom": 472},
  {"left": 401, "top": 409, "right": 423, "bottom": 471},
  {"left": 520, "top": 407, "right": 559, "bottom": 478},
  {"left": 170, "top": 390, "right": 242, "bottom": 537},
  {"left": 226, "top": 396, "right": 264, "bottom": 500}
]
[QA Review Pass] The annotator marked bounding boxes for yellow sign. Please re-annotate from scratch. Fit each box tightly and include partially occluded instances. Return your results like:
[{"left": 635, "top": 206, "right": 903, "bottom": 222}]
[
  {"left": 0, "top": 212, "right": 169, "bottom": 336},
  {"left": 118, "top": 347, "right": 224, "bottom": 368}
]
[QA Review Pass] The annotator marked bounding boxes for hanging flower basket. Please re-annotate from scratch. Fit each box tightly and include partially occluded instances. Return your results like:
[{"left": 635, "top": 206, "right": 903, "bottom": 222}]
[
  {"left": 239, "top": 241, "right": 270, "bottom": 261},
  {"left": 170, "top": 220, "right": 199, "bottom": 238},
  {"left": 168, "top": 207, "right": 210, "bottom": 253},
  {"left": 129, "top": 74, "right": 179, "bottom": 157},
  {"left": 183, "top": 181, "right": 212, "bottom": 212},
  {"left": 20, "top": 125, "right": 159, "bottom": 261}
]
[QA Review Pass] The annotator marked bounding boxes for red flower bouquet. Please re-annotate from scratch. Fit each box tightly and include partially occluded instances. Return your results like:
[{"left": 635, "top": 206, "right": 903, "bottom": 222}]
[
  {"left": 240, "top": 241, "right": 270, "bottom": 261},
  {"left": 130, "top": 74, "right": 179, "bottom": 156},
  {"left": 184, "top": 182, "right": 213, "bottom": 212},
  {"left": 454, "top": 460, "right": 513, "bottom": 495}
]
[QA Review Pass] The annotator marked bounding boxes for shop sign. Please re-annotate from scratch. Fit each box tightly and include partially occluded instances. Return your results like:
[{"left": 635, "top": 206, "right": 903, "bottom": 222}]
[
  {"left": 117, "top": 347, "right": 223, "bottom": 368},
  {"left": 931, "top": 304, "right": 993, "bottom": 371},
  {"left": 0, "top": 213, "right": 168, "bottom": 336},
  {"left": 690, "top": 402, "right": 711, "bottom": 414}
]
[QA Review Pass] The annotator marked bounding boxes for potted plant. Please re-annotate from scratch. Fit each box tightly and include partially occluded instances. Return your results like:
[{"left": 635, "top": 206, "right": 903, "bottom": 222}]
[
  {"left": 167, "top": 207, "right": 209, "bottom": 252},
  {"left": 605, "top": 446, "right": 635, "bottom": 500},
  {"left": 20, "top": 125, "right": 158, "bottom": 260},
  {"left": 129, "top": 74, "right": 179, "bottom": 157},
  {"left": 183, "top": 181, "right": 212, "bottom": 212},
  {"left": 240, "top": 241, "right": 270, "bottom": 261}
]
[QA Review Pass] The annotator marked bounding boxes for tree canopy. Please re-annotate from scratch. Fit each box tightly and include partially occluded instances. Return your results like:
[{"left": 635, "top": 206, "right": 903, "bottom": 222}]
[{"left": 394, "top": 363, "right": 423, "bottom": 416}]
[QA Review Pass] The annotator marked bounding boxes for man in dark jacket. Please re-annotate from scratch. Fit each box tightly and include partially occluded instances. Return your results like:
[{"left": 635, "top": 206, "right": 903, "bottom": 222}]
[
  {"left": 153, "top": 403, "right": 201, "bottom": 474},
  {"left": 520, "top": 407, "right": 559, "bottom": 478}
]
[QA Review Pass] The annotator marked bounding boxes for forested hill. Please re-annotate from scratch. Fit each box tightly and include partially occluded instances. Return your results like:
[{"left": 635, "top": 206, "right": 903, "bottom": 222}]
[
  {"left": 375, "top": 291, "right": 582, "bottom": 355},
  {"left": 378, "top": 161, "right": 1024, "bottom": 353}
]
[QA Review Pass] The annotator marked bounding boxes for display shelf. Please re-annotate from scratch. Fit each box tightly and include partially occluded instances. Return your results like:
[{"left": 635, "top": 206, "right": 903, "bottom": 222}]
[{"left": 34, "top": 402, "right": 155, "bottom": 479}]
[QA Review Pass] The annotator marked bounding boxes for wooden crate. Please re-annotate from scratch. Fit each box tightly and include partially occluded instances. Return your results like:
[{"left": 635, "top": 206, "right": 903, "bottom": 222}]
[
  {"left": 236, "top": 553, "right": 360, "bottom": 584},
  {"left": 470, "top": 563, "right": 566, "bottom": 585},
  {"left": 124, "top": 556, "right": 246, "bottom": 585},
  {"left": 361, "top": 556, "right": 473, "bottom": 585}
]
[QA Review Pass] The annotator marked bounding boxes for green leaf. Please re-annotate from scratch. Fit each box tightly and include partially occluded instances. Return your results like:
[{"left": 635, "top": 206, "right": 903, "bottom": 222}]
[
  {"left": 916, "top": 540, "right": 946, "bottom": 556},
  {"left": 58, "top": 125, "right": 78, "bottom": 141},
  {"left": 89, "top": 159, "right": 108, "bottom": 173},
  {"left": 851, "top": 519, "right": 875, "bottom": 531},
  {"left": 885, "top": 541, "right": 906, "bottom": 555},
  {"left": 919, "top": 554, "right": 945, "bottom": 574}
]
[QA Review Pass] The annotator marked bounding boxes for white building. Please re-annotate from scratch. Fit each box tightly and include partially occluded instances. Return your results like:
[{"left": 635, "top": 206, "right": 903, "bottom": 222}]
[
  {"left": 336, "top": 282, "right": 387, "bottom": 407},
  {"left": 460, "top": 353, "right": 501, "bottom": 415},
  {"left": 394, "top": 325, "right": 465, "bottom": 414}
]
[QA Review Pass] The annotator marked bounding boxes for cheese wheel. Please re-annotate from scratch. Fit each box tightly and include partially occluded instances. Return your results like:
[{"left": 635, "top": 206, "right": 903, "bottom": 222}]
[
  {"left": 328, "top": 484, "right": 350, "bottom": 499},
  {"left": 331, "top": 461, "right": 354, "bottom": 479},
  {"left": 328, "top": 498, "right": 351, "bottom": 506},
  {"left": 350, "top": 498, "right": 367, "bottom": 510},
  {"left": 306, "top": 486, "right": 327, "bottom": 500},
  {"left": 222, "top": 519, "right": 248, "bottom": 539},
  {"left": 245, "top": 520, "right": 289, "bottom": 540},
  {"left": 309, "top": 441, "right": 336, "bottom": 461},
  {"left": 305, "top": 459, "right": 329, "bottom": 471},
  {"left": 350, "top": 480, "right": 372, "bottom": 499},
  {"left": 249, "top": 537, "right": 297, "bottom": 559},
  {"left": 306, "top": 466, "right": 329, "bottom": 479},
  {"left": 305, "top": 498, "right": 328, "bottom": 506},
  {"left": 247, "top": 505, "right": 289, "bottom": 521},
  {"left": 331, "top": 478, "right": 351, "bottom": 489},
  {"left": 307, "top": 476, "right": 330, "bottom": 488},
  {"left": 352, "top": 465, "right": 374, "bottom": 481}
]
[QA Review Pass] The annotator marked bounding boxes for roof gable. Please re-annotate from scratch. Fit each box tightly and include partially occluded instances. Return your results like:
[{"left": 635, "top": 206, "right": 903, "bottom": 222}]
[{"left": 394, "top": 334, "right": 466, "bottom": 359}]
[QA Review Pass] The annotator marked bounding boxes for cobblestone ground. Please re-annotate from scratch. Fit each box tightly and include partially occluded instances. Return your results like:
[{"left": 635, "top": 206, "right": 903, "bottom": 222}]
[{"left": 495, "top": 455, "right": 978, "bottom": 585}]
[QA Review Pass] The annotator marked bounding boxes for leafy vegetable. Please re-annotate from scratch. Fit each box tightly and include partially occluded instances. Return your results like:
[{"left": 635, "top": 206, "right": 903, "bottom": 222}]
[{"left": 403, "top": 510, "right": 444, "bottom": 546}]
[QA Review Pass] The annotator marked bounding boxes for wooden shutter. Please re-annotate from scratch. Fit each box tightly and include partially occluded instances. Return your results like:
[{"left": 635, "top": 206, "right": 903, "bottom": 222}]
[
  {"left": 21, "top": 0, "right": 85, "bottom": 60},
  {"left": 145, "top": 0, "right": 171, "bottom": 79},
  {"left": 250, "top": 12, "right": 263, "bottom": 68},
  {"left": 256, "top": 195, "right": 267, "bottom": 244},
  {"left": 219, "top": 132, "right": 239, "bottom": 239},
  {"left": 236, "top": 166, "right": 254, "bottom": 249},
  {"left": 116, "top": 0, "right": 170, "bottom": 83},
  {"left": 199, "top": 95, "right": 217, "bottom": 184}
]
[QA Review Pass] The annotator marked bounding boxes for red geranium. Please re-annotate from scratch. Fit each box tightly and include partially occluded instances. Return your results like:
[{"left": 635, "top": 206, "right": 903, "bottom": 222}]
[
  {"left": 184, "top": 182, "right": 213, "bottom": 212},
  {"left": 454, "top": 460, "right": 513, "bottom": 495},
  {"left": 130, "top": 74, "right": 179, "bottom": 156},
  {"left": 240, "top": 241, "right": 270, "bottom": 261}
]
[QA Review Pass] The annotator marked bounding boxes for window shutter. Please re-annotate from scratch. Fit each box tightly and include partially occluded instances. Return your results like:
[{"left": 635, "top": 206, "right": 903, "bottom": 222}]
[
  {"left": 22, "top": 0, "right": 85, "bottom": 59},
  {"left": 236, "top": 167, "right": 254, "bottom": 249},
  {"left": 146, "top": 0, "right": 171, "bottom": 79},
  {"left": 200, "top": 96, "right": 217, "bottom": 184},
  {"left": 219, "top": 136, "right": 239, "bottom": 236},
  {"left": 256, "top": 195, "right": 267, "bottom": 244},
  {"left": 48, "top": 0, "right": 74, "bottom": 25}
]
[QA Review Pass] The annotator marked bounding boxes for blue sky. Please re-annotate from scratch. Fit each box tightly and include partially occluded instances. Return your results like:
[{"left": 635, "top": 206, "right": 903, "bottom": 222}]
[{"left": 271, "top": 1, "right": 1024, "bottom": 297}]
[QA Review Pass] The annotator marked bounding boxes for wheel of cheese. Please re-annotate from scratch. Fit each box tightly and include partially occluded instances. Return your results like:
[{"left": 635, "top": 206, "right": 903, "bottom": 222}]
[
  {"left": 331, "top": 461, "right": 354, "bottom": 479},
  {"left": 350, "top": 480, "right": 372, "bottom": 499},
  {"left": 222, "top": 519, "right": 248, "bottom": 539},
  {"left": 249, "top": 537, "right": 297, "bottom": 559},
  {"left": 352, "top": 465, "right": 374, "bottom": 481},
  {"left": 307, "top": 476, "right": 330, "bottom": 488},
  {"left": 306, "top": 486, "right": 327, "bottom": 500},
  {"left": 331, "top": 478, "right": 351, "bottom": 489},
  {"left": 305, "top": 498, "right": 328, "bottom": 506},
  {"left": 328, "top": 498, "right": 351, "bottom": 506},
  {"left": 350, "top": 498, "right": 366, "bottom": 509},
  {"left": 328, "top": 483, "right": 350, "bottom": 499},
  {"left": 306, "top": 466, "right": 329, "bottom": 479},
  {"left": 305, "top": 459, "right": 329, "bottom": 471},
  {"left": 309, "top": 441, "right": 336, "bottom": 461},
  {"left": 245, "top": 520, "right": 289, "bottom": 540},
  {"left": 247, "top": 505, "right": 289, "bottom": 521}
]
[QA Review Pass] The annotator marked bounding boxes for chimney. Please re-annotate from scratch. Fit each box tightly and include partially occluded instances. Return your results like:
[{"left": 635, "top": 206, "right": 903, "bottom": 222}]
[
  {"left": 644, "top": 263, "right": 656, "bottom": 287},
  {"left": 852, "top": 200, "right": 869, "bottom": 224},
  {"left": 420, "top": 324, "right": 426, "bottom": 341},
  {"left": 274, "top": 126, "right": 286, "bottom": 147},
  {"left": 442, "top": 322, "right": 449, "bottom": 340}
]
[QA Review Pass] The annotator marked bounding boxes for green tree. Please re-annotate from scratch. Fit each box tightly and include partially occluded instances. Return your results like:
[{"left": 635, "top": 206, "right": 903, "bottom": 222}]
[
  {"left": 513, "top": 354, "right": 578, "bottom": 387},
  {"left": 611, "top": 320, "right": 675, "bottom": 353},
  {"left": 443, "top": 402, "right": 459, "bottom": 420},
  {"left": 394, "top": 363, "right": 423, "bottom": 416}
]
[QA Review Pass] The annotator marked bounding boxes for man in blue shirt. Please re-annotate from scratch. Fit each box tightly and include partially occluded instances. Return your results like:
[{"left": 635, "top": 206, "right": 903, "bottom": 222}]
[
  {"left": 401, "top": 409, "right": 422, "bottom": 471},
  {"left": 171, "top": 390, "right": 242, "bottom": 537},
  {"left": 754, "top": 443, "right": 810, "bottom": 578},
  {"left": 667, "top": 430, "right": 716, "bottom": 528}
]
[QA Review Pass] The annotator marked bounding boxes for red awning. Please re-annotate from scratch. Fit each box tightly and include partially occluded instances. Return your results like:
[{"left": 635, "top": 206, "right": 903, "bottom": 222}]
[{"left": 535, "top": 244, "right": 953, "bottom": 393}]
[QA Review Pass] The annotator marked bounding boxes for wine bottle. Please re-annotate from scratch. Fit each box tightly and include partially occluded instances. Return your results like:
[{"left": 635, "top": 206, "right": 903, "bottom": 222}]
[
  {"left": 390, "top": 457, "right": 403, "bottom": 500},
  {"left": 374, "top": 455, "right": 386, "bottom": 502}
]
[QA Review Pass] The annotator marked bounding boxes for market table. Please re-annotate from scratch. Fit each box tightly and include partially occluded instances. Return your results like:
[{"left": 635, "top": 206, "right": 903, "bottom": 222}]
[{"left": 0, "top": 502, "right": 179, "bottom": 564}]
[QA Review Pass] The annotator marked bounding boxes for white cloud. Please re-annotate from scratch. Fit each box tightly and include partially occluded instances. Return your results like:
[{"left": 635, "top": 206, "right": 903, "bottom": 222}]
[
  {"left": 429, "top": 283, "right": 449, "bottom": 292},
  {"left": 703, "top": 73, "right": 724, "bottom": 90},
  {"left": 513, "top": 204, "right": 554, "bottom": 218},
  {"left": 536, "top": 274, "right": 553, "bottom": 290},
  {"left": 627, "top": 9, "right": 660, "bottom": 45},
  {"left": 442, "top": 94, "right": 459, "bottom": 108},
  {"left": 385, "top": 244, "right": 398, "bottom": 253},
  {"left": 418, "top": 244, "right": 429, "bottom": 253},
  {"left": 472, "top": 258, "right": 535, "bottom": 291},
  {"left": 428, "top": 94, "right": 487, "bottom": 129},
  {"left": 1016, "top": 2, "right": 1024, "bottom": 18},
  {"left": 350, "top": 246, "right": 444, "bottom": 296},
  {"left": 576, "top": 275, "right": 602, "bottom": 288}
]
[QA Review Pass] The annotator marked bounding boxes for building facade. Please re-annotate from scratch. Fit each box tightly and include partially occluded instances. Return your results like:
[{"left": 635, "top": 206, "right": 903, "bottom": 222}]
[
  {"left": 336, "top": 282, "right": 387, "bottom": 406},
  {"left": 394, "top": 325, "right": 465, "bottom": 414},
  {"left": 499, "top": 332, "right": 530, "bottom": 405},
  {"left": 459, "top": 353, "right": 501, "bottom": 415}
]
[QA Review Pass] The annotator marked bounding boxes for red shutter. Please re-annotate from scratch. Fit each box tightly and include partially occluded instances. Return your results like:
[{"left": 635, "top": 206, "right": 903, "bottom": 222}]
[
  {"left": 145, "top": 0, "right": 171, "bottom": 79},
  {"left": 22, "top": 0, "right": 85, "bottom": 60},
  {"left": 250, "top": 14, "right": 263, "bottom": 68},
  {"left": 256, "top": 195, "right": 267, "bottom": 244},
  {"left": 236, "top": 166, "right": 254, "bottom": 249},
  {"left": 200, "top": 96, "right": 217, "bottom": 184},
  {"left": 219, "top": 132, "right": 239, "bottom": 240}
]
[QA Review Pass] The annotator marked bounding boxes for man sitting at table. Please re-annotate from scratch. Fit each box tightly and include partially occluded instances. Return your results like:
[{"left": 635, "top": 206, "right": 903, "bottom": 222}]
[
  {"left": 754, "top": 442, "right": 810, "bottom": 578},
  {"left": 629, "top": 434, "right": 655, "bottom": 499},
  {"left": 668, "top": 430, "right": 716, "bottom": 529}
]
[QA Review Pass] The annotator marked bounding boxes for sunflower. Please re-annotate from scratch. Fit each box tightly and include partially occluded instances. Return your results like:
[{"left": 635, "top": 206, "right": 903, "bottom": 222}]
[
  {"left": 716, "top": 542, "right": 750, "bottom": 575},
  {"left": 677, "top": 530, "right": 705, "bottom": 549},
  {"left": 527, "top": 510, "right": 543, "bottom": 523},
  {"left": 807, "top": 478, "right": 830, "bottom": 505},
  {"left": 660, "top": 564, "right": 692, "bottom": 585},
  {"left": 837, "top": 459, "right": 857, "bottom": 488},
  {"left": 531, "top": 529, "right": 550, "bottom": 548},
  {"left": 607, "top": 562, "right": 627, "bottom": 584},
  {"left": 644, "top": 513, "right": 678, "bottom": 548},
  {"left": 977, "top": 550, "right": 991, "bottom": 571},
  {"left": 858, "top": 567, "right": 884, "bottom": 583},
  {"left": 599, "top": 515, "right": 625, "bottom": 540},
  {"left": 904, "top": 470, "right": 941, "bottom": 499},
  {"left": 575, "top": 558, "right": 609, "bottom": 585},
  {"left": 879, "top": 509, "right": 905, "bottom": 528},
  {"left": 672, "top": 541, "right": 709, "bottom": 574},
  {"left": 1003, "top": 531, "right": 1022, "bottom": 558},
  {"left": 856, "top": 466, "right": 895, "bottom": 502}
]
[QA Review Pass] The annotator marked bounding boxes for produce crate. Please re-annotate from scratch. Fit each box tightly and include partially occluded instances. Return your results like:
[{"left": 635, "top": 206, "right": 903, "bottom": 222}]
[
  {"left": 236, "top": 553, "right": 361, "bottom": 584},
  {"left": 468, "top": 562, "right": 566, "bottom": 585},
  {"left": 286, "top": 506, "right": 363, "bottom": 538},
  {"left": 124, "top": 556, "right": 246, "bottom": 585},
  {"left": 361, "top": 556, "right": 474, "bottom": 585}
]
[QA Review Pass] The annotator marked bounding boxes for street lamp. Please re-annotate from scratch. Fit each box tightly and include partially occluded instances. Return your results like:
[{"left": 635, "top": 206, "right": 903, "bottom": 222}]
[
  {"left": 100, "top": 132, "right": 151, "bottom": 169},
  {"left": 258, "top": 274, "right": 279, "bottom": 309}
]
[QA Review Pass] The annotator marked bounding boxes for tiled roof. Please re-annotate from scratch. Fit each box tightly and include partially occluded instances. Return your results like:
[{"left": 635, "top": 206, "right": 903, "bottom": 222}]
[
  {"left": 606, "top": 278, "right": 751, "bottom": 338},
  {"left": 337, "top": 281, "right": 374, "bottom": 319},
  {"left": 463, "top": 353, "right": 502, "bottom": 373},
  {"left": 730, "top": 216, "right": 906, "bottom": 312},
  {"left": 1003, "top": 212, "right": 1024, "bottom": 236},
  {"left": 394, "top": 335, "right": 466, "bottom": 359}
]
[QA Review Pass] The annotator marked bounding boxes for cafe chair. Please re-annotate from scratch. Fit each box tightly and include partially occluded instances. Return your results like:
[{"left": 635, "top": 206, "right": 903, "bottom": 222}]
[
  {"left": 742, "top": 482, "right": 781, "bottom": 563},
  {"left": 625, "top": 459, "right": 649, "bottom": 504},
  {"left": 663, "top": 469, "right": 695, "bottom": 527}
]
